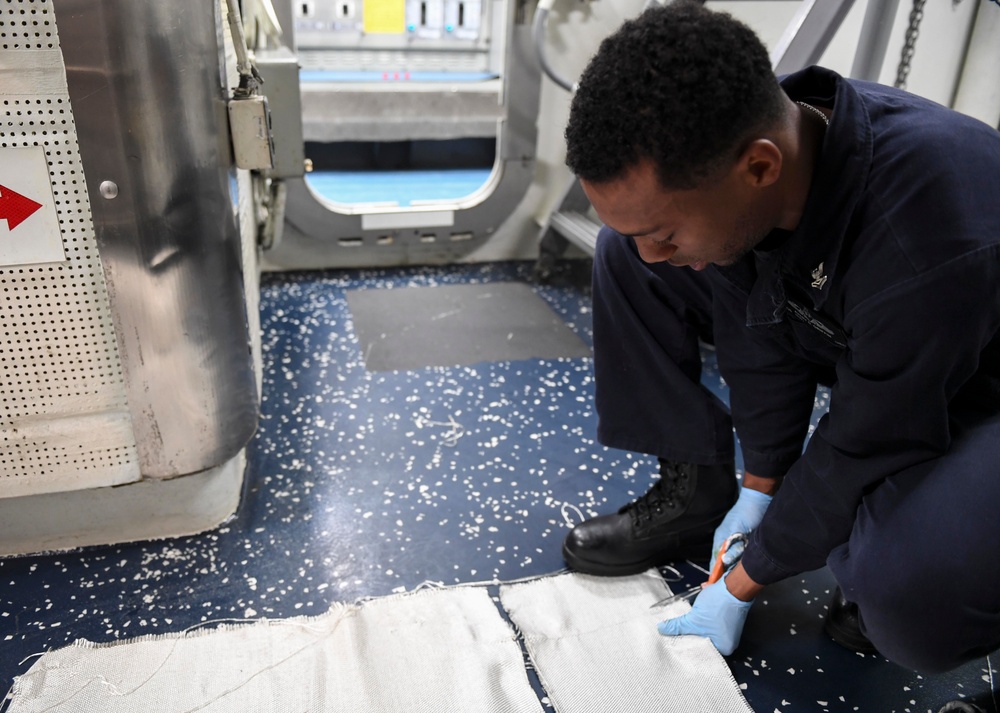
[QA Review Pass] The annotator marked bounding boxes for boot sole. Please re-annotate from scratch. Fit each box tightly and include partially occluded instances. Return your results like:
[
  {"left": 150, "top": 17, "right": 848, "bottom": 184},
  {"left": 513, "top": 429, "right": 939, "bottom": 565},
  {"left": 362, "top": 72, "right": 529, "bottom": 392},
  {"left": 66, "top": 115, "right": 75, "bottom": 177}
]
[
  {"left": 823, "top": 615, "right": 879, "bottom": 654},
  {"left": 561, "top": 534, "right": 714, "bottom": 577}
]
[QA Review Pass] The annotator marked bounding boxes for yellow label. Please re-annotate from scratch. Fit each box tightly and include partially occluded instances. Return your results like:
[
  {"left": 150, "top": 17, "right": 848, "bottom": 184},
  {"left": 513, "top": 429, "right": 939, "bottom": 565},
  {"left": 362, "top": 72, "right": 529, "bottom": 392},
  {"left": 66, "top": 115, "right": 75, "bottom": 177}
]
[{"left": 364, "top": 0, "right": 405, "bottom": 34}]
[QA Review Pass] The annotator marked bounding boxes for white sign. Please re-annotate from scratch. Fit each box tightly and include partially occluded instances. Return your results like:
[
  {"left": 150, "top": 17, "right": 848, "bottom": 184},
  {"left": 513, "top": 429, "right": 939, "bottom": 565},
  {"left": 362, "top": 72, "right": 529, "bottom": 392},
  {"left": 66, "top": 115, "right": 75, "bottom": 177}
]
[{"left": 0, "top": 146, "right": 66, "bottom": 267}]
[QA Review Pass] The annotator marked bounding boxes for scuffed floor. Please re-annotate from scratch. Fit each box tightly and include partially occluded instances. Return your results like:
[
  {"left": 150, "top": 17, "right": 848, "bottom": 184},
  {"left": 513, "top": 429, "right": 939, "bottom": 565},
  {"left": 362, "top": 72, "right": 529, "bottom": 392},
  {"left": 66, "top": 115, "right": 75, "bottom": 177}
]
[{"left": 1, "top": 260, "right": 997, "bottom": 712}]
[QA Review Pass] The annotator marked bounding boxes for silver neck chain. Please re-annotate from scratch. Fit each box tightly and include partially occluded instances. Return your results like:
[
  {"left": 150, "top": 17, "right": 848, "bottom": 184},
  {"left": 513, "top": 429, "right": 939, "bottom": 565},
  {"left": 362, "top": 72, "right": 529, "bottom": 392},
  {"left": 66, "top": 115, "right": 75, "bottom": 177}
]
[{"left": 797, "top": 101, "right": 830, "bottom": 127}]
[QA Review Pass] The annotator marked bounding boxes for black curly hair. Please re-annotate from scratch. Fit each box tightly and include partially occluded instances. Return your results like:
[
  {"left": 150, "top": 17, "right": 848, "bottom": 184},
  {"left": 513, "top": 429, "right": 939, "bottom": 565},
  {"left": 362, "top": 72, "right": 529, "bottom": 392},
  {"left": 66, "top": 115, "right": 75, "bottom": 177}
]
[{"left": 565, "top": 1, "right": 786, "bottom": 189}]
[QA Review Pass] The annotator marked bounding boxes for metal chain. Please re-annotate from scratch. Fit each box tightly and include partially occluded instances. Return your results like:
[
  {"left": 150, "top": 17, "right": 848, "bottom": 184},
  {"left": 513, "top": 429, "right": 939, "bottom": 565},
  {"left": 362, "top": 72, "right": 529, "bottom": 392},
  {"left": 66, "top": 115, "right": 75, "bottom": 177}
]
[{"left": 894, "top": 0, "right": 927, "bottom": 89}]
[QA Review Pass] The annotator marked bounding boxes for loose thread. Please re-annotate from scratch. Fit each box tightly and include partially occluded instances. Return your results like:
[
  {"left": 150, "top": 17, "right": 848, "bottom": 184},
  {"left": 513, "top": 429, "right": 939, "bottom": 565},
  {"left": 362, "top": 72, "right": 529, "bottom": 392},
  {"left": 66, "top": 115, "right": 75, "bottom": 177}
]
[
  {"left": 658, "top": 565, "right": 684, "bottom": 583},
  {"left": 1, "top": 650, "right": 50, "bottom": 713},
  {"left": 559, "top": 502, "right": 585, "bottom": 527},
  {"left": 413, "top": 414, "right": 465, "bottom": 447},
  {"left": 177, "top": 613, "right": 350, "bottom": 713},
  {"left": 1, "top": 683, "right": 15, "bottom": 713},
  {"left": 989, "top": 653, "right": 997, "bottom": 713},
  {"left": 685, "top": 559, "right": 711, "bottom": 576},
  {"left": 17, "top": 651, "right": 47, "bottom": 667}
]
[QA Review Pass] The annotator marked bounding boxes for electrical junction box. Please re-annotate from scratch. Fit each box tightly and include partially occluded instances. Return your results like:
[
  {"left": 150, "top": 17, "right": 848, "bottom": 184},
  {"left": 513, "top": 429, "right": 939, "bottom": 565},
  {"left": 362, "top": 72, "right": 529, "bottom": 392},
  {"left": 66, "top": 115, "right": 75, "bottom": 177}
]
[
  {"left": 228, "top": 94, "right": 275, "bottom": 170},
  {"left": 255, "top": 48, "right": 306, "bottom": 179}
]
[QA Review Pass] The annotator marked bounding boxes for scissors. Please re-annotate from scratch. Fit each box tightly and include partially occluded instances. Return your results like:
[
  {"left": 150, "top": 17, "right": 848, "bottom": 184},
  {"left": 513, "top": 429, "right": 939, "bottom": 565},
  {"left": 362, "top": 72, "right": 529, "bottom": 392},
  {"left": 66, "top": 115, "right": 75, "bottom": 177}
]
[{"left": 649, "top": 532, "right": 748, "bottom": 609}]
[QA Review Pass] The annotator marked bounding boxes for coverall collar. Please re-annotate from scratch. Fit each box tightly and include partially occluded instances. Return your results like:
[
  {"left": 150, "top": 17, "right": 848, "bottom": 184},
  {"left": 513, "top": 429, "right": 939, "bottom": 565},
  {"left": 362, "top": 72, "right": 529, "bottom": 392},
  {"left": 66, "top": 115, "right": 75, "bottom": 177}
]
[{"left": 723, "top": 67, "right": 874, "bottom": 328}]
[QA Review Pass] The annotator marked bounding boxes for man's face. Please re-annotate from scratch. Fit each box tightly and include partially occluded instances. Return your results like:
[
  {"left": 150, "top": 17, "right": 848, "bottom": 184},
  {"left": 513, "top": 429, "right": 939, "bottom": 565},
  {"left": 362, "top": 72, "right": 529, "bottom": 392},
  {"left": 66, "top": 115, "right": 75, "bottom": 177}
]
[{"left": 581, "top": 159, "right": 772, "bottom": 271}]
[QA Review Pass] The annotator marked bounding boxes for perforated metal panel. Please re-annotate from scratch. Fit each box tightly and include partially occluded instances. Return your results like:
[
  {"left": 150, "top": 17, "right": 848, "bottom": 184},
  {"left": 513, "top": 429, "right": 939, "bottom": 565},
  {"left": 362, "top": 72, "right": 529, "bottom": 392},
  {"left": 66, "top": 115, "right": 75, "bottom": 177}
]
[{"left": 0, "top": 0, "right": 140, "bottom": 498}]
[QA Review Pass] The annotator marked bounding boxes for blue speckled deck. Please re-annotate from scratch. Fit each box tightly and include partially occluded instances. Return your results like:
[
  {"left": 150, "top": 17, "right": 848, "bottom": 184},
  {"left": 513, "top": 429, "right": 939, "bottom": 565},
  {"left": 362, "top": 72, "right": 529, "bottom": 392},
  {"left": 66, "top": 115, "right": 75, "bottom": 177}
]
[{"left": 1, "top": 260, "right": 997, "bottom": 712}]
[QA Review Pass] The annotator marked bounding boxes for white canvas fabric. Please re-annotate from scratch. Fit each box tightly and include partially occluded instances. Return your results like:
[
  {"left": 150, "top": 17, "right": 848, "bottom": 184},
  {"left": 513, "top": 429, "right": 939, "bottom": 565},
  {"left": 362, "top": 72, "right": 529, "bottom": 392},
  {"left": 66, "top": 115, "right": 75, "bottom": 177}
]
[
  {"left": 7, "top": 587, "right": 543, "bottom": 713},
  {"left": 500, "top": 571, "right": 754, "bottom": 713}
]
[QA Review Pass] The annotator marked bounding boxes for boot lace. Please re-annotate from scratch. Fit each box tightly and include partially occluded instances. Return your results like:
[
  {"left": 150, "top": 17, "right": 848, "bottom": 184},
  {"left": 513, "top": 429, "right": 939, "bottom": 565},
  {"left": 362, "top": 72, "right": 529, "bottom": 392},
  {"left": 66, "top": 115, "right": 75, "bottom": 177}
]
[{"left": 622, "top": 461, "right": 690, "bottom": 528}]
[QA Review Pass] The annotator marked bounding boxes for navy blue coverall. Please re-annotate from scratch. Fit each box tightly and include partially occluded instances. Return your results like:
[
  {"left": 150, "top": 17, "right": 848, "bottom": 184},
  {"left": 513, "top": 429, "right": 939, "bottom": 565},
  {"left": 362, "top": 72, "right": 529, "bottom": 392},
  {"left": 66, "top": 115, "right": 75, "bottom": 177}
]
[{"left": 592, "top": 66, "right": 1000, "bottom": 673}]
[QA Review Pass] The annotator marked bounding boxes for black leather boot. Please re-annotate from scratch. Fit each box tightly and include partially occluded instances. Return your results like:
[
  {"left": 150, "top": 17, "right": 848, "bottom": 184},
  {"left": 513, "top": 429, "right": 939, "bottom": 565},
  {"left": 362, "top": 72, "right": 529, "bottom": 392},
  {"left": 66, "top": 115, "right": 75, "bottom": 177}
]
[
  {"left": 824, "top": 588, "right": 879, "bottom": 654},
  {"left": 561, "top": 459, "right": 738, "bottom": 576}
]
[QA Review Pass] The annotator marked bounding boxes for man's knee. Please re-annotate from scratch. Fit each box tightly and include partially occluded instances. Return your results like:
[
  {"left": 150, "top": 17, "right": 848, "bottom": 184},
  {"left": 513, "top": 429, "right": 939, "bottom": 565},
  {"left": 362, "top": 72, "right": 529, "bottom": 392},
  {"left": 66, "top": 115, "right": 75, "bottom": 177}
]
[
  {"left": 837, "top": 552, "right": 999, "bottom": 674},
  {"left": 856, "top": 590, "right": 966, "bottom": 673},
  {"left": 858, "top": 593, "right": 999, "bottom": 673},
  {"left": 831, "top": 424, "right": 1000, "bottom": 673}
]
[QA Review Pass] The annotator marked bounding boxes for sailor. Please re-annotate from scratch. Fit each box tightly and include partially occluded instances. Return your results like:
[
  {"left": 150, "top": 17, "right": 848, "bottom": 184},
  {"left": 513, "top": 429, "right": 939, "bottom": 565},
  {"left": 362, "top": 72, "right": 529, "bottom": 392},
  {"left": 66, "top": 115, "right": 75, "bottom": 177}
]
[{"left": 561, "top": 0, "right": 1000, "bottom": 673}]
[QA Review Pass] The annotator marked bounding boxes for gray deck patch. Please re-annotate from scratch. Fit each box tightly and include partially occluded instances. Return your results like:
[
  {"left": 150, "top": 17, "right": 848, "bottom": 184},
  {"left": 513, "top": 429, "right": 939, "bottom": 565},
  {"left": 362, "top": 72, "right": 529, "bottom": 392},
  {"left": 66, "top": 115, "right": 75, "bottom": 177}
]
[{"left": 347, "top": 282, "right": 591, "bottom": 371}]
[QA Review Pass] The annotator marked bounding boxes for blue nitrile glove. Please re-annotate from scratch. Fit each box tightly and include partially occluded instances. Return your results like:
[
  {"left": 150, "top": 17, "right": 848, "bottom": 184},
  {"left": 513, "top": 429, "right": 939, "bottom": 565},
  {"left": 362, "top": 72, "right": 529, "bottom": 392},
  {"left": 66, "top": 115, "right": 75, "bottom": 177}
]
[
  {"left": 712, "top": 487, "right": 772, "bottom": 567},
  {"left": 657, "top": 573, "right": 754, "bottom": 656}
]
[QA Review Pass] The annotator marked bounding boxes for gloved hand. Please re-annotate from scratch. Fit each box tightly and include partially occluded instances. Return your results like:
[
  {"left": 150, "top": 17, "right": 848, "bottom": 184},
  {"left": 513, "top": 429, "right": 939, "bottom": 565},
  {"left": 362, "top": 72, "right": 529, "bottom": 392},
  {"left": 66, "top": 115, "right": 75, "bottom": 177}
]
[
  {"left": 712, "top": 487, "right": 772, "bottom": 567},
  {"left": 657, "top": 573, "right": 754, "bottom": 656}
]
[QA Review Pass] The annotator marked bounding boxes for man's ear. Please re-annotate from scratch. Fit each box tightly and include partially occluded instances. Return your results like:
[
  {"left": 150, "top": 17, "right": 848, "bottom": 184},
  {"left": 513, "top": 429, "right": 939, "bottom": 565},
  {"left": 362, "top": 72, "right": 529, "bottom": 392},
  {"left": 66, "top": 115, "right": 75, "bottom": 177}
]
[{"left": 738, "top": 138, "right": 782, "bottom": 188}]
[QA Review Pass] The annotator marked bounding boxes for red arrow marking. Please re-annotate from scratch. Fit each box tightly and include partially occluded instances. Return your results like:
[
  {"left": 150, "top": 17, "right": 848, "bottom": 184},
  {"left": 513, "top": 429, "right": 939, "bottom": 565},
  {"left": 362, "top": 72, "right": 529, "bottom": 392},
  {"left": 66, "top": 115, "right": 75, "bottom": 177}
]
[{"left": 0, "top": 184, "right": 43, "bottom": 231}]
